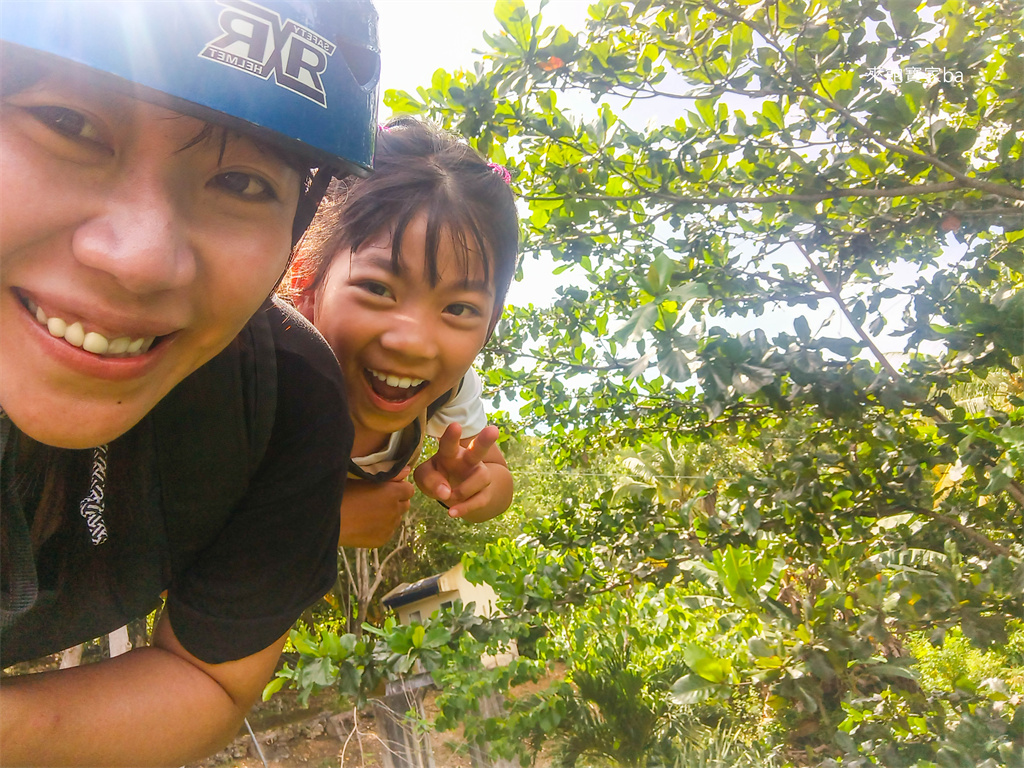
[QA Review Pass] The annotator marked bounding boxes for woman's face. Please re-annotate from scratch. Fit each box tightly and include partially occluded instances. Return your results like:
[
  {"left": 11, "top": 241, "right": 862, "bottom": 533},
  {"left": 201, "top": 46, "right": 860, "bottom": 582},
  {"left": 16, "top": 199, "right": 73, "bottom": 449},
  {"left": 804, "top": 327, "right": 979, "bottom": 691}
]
[{"left": 0, "top": 71, "right": 301, "bottom": 447}]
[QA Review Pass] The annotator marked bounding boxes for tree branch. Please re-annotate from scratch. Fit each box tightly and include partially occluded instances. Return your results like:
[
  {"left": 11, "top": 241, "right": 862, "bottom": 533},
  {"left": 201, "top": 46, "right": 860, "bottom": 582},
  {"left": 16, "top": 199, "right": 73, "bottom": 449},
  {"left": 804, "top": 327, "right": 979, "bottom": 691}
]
[
  {"left": 794, "top": 239, "right": 1024, "bottom": 507},
  {"left": 906, "top": 506, "right": 1013, "bottom": 558},
  {"left": 793, "top": 240, "right": 902, "bottom": 380},
  {"left": 700, "top": 0, "right": 1024, "bottom": 203},
  {"left": 524, "top": 181, "right": 965, "bottom": 207}
]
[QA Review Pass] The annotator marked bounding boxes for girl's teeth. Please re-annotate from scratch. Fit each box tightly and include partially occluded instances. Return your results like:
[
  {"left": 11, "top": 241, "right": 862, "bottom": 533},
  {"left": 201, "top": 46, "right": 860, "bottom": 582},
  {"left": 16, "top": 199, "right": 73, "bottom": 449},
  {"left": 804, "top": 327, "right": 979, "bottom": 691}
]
[
  {"left": 82, "top": 332, "right": 109, "bottom": 355},
  {"left": 107, "top": 337, "right": 131, "bottom": 355},
  {"left": 31, "top": 303, "right": 154, "bottom": 358},
  {"left": 370, "top": 369, "right": 424, "bottom": 389}
]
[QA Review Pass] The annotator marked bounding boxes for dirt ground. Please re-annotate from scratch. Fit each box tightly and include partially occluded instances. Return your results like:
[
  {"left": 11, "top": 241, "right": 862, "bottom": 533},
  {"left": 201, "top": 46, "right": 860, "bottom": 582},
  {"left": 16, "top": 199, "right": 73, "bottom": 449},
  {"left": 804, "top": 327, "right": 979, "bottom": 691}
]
[
  {"left": 186, "top": 667, "right": 563, "bottom": 768},
  {"left": 185, "top": 688, "right": 388, "bottom": 768},
  {"left": 184, "top": 687, "right": 506, "bottom": 768}
]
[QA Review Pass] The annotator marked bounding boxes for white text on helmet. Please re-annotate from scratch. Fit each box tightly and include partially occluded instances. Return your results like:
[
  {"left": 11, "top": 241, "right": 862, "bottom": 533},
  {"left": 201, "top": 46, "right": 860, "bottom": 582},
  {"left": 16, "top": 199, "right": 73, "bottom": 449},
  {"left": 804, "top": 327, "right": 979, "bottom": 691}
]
[{"left": 200, "top": 0, "right": 336, "bottom": 107}]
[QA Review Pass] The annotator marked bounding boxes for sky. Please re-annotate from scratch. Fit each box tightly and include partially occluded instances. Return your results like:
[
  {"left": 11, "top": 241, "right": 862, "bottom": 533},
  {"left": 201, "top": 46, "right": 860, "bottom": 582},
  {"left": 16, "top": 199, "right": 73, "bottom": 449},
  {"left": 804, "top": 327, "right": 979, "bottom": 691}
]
[{"left": 375, "top": 1, "right": 589, "bottom": 97}]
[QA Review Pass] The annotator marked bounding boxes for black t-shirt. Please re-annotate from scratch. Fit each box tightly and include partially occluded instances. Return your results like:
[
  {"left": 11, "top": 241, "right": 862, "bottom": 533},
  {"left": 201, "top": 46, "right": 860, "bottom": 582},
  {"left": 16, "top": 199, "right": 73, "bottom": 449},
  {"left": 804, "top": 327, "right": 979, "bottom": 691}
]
[{"left": 0, "top": 300, "right": 350, "bottom": 666}]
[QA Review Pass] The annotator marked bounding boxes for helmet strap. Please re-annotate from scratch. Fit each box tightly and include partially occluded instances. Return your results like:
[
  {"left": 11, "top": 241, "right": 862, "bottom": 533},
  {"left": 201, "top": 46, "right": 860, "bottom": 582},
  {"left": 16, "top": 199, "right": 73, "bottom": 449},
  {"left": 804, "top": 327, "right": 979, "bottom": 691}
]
[{"left": 291, "top": 169, "right": 334, "bottom": 246}]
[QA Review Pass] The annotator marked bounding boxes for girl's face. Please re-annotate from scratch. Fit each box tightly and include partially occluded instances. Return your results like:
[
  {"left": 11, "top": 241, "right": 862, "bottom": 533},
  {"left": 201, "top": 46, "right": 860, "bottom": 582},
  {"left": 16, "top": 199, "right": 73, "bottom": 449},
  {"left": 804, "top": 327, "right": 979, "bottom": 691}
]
[
  {"left": 0, "top": 72, "right": 301, "bottom": 448},
  {"left": 300, "top": 211, "right": 496, "bottom": 456}
]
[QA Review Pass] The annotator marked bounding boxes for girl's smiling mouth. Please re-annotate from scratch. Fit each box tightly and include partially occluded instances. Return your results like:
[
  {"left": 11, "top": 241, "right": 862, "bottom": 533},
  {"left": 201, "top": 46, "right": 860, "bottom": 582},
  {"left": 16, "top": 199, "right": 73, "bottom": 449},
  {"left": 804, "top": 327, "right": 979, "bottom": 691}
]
[{"left": 364, "top": 368, "right": 428, "bottom": 403}]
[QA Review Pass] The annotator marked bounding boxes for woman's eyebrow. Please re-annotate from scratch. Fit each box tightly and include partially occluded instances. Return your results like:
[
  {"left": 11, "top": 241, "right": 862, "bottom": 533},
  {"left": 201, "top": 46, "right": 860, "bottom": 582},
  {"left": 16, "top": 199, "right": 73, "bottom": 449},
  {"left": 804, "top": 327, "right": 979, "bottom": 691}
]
[{"left": 245, "top": 137, "right": 306, "bottom": 171}]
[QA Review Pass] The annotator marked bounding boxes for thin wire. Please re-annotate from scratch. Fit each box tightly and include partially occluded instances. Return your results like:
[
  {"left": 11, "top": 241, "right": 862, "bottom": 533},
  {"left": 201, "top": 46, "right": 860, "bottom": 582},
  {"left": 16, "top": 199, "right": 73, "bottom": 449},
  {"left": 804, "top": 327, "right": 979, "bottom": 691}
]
[{"left": 245, "top": 719, "right": 269, "bottom": 768}]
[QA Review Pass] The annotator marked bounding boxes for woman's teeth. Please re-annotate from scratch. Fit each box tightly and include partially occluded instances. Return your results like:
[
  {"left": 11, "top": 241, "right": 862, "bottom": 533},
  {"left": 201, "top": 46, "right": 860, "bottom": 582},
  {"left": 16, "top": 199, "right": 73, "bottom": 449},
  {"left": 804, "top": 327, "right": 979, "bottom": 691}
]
[
  {"left": 369, "top": 369, "right": 424, "bottom": 389},
  {"left": 30, "top": 303, "right": 154, "bottom": 358}
]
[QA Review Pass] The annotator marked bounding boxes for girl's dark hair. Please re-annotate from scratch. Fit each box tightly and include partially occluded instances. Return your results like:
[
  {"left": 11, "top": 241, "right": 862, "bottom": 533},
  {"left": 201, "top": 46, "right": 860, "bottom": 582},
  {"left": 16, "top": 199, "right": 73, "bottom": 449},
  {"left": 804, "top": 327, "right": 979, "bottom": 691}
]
[{"left": 286, "top": 117, "right": 520, "bottom": 324}]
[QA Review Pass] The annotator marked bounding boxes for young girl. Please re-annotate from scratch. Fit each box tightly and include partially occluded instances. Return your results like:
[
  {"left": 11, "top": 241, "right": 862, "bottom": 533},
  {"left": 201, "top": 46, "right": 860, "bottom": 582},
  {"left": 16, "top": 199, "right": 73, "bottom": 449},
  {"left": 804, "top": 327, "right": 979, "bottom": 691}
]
[
  {"left": 1, "top": 1, "right": 378, "bottom": 764},
  {"left": 286, "top": 118, "right": 518, "bottom": 548}
]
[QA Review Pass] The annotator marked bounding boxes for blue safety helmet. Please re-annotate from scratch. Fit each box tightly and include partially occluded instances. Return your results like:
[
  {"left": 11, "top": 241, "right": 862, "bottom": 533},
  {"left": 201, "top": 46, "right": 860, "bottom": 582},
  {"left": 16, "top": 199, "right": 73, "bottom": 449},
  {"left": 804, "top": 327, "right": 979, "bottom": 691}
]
[{"left": 1, "top": 0, "right": 380, "bottom": 239}]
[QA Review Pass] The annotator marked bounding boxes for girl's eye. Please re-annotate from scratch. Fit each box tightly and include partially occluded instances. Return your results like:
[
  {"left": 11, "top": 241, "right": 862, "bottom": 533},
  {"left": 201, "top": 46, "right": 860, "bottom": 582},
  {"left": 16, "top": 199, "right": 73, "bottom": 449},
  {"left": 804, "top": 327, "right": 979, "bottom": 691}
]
[
  {"left": 359, "top": 281, "right": 393, "bottom": 298},
  {"left": 25, "top": 105, "right": 105, "bottom": 147},
  {"left": 446, "top": 303, "right": 481, "bottom": 318},
  {"left": 212, "top": 171, "right": 277, "bottom": 201}
]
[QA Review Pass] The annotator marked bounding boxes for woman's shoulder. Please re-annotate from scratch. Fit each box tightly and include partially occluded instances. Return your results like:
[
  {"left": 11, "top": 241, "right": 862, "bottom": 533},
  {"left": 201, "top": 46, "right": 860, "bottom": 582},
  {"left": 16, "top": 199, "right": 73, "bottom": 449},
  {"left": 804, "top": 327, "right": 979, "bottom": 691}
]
[
  {"left": 148, "top": 297, "right": 349, "bottom": 487},
  {"left": 263, "top": 298, "right": 345, "bottom": 385}
]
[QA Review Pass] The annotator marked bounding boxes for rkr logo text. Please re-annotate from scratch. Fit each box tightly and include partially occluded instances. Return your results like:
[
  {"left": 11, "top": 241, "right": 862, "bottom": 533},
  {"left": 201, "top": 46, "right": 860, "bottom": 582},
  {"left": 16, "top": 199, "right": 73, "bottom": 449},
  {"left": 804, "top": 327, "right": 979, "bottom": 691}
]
[{"left": 200, "top": 0, "right": 336, "bottom": 106}]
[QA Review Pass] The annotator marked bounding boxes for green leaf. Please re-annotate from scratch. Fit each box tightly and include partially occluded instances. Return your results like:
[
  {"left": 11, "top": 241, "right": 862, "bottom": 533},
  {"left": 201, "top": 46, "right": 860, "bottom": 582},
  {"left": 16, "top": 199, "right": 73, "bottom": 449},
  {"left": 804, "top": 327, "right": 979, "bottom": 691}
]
[
  {"left": 411, "top": 623, "right": 426, "bottom": 648},
  {"left": 291, "top": 633, "right": 318, "bottom": 656},
  {"left": 692, "top": 654, "right": 732, "bottom": 683},
  {"left": 423, "top": 625, "right": 452, "bottom": 649},
  {"left": 695, "top": 98, "right": 718, "bottom": 128},
  {"left": 657, "top": 348, "right": 691, "bottom": 381},
  {"left": 794, "top": 315, "right": 811, "bottom": 340},
  {"left": 664, "top": 282, "right": 709, "bottom": 305},
  {"left": 494, "top": 0, "right": 533, "bottom": 50},
  {"left": 261, "top": 675, "right": 286, "bottom": 702},
  {"left": 748, "top": 637, "right": 773, "bottom": 657},
  {"left": 670, "top": 673, "right": 716, "bottom": 704},
  {"left": 616, "top": 302, "right": 658, "bottom": 342},
  {"left": 761, "top": 101, "right": 785, "bottom": 128}
]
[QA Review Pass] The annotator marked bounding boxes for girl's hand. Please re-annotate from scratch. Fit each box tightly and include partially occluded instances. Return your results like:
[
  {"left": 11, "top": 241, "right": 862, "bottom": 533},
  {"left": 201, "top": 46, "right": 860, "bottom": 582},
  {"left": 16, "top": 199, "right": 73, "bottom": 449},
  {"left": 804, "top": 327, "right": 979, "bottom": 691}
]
[
  {"left": 337, "top": 470, "right": 414, "bottom": 548},
  {"left": 414, "top": 423, "right": 513, "bottom": 523}
]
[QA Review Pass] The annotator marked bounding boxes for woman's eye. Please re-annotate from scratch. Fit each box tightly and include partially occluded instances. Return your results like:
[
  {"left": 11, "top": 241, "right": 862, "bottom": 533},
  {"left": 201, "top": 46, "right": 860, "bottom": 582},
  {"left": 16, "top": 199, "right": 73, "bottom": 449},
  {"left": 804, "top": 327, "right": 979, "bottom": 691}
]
[
  {"left": 212, "top": 171, "right": 276, "bottom": 201},
  {"left": 25, "top": 105, "right": 105, "bottom": 146}
]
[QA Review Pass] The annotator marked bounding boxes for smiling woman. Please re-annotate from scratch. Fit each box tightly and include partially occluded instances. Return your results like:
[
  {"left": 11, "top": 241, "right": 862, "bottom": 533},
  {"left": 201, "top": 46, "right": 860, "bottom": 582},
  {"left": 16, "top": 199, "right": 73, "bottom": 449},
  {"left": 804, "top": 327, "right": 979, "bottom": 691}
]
[
  {"left": 1, "top": 75, "right": 303, "bottom": 448},
  {"left": 0, "top": 1, "right": 378, "bottom": 766}
]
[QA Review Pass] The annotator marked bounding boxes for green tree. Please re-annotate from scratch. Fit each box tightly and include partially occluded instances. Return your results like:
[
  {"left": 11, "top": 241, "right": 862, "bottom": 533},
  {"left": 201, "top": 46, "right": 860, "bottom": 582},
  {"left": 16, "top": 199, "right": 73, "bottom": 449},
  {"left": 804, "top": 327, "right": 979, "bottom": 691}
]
[
  {"left": 279, "top": 0, "right": 1023, "bottom": 763},
  {"left": 391, "top": 0, "right": 1023, "bottom": 760}
]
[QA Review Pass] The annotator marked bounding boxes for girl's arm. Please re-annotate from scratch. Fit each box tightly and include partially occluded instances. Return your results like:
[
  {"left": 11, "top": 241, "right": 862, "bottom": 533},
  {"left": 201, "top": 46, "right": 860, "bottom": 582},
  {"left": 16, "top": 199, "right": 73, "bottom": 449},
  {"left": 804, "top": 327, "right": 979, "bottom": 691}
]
[{"left": 337, "top": 470, "right": 415, "bottom": 548}]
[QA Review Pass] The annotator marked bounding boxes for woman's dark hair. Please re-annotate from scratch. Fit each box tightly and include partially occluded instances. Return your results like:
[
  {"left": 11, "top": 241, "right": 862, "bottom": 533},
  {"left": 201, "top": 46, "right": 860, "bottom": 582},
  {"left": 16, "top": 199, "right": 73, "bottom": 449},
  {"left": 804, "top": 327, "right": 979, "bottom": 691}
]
[{"left": 286, "top": 117, "right": 520, "bottom": 325}]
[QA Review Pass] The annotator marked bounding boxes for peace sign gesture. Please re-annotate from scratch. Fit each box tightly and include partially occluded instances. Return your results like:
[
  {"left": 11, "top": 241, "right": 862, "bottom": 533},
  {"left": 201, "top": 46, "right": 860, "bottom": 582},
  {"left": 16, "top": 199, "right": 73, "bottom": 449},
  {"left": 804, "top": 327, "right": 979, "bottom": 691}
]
[{"left": 413, "top": 422, "right": 514, "bottom": 523}]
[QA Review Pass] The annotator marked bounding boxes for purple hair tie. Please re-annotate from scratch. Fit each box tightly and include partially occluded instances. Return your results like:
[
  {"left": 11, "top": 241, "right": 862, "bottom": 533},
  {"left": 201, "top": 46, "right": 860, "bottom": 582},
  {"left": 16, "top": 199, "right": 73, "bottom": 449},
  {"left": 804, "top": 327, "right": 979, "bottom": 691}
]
[
  {"left": 488, "top": 161, "right": 512, "bottom": 185},
  {"left": 378, "top": 123, "right": 391, "bottom": 133}
]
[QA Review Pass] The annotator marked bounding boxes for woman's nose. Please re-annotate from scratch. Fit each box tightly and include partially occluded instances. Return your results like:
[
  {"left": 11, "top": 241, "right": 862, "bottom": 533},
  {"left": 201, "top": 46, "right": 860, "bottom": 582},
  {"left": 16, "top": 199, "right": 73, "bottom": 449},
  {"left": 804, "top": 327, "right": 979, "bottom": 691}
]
[{"left": 71, "top": 176, "right": 197, "bottom": 294}]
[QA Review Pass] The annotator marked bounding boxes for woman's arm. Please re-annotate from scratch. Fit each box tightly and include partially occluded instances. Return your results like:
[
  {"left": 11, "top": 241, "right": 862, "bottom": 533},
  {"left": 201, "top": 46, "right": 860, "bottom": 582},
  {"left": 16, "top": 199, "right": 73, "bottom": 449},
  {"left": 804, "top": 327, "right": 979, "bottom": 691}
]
[
  {"left": 338, "top": 471, "right": 415, "bottom": 548},
  {"left": 0, "top": 615, "right": 285, "bottom": 767}
]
